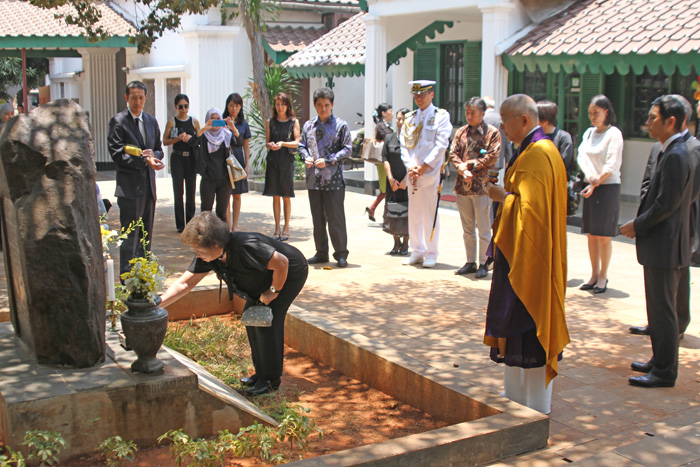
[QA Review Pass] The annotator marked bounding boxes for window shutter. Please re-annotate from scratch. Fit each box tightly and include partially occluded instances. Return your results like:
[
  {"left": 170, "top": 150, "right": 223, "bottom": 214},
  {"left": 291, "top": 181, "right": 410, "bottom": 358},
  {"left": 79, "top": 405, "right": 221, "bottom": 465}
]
[
  {"left": 464, "top": 42, "right": 482, "bottom": 100},
  {"left": 578, "top": 72, "right": 602, "bottom": 140},
  {"left": 604, "top": 73, "right": 626, "bottom": 136},
  {"left": 413, "top": 44, "right": 440, "bottom": 106}
]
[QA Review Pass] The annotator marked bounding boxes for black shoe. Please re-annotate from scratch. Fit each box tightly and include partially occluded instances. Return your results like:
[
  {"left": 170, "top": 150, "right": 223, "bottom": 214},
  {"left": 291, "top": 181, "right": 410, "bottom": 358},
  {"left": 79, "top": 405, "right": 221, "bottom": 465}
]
[
  {"left": 631, "top": 361, "right": 652, "bottom": 373},
  {"left": 475, "top": 264, "right": 488, "bottom": 279},
  {"left": 240, "top": 374, "right": 258, "bottom": 387},
  {"left": 629, "top": 325, "right": 650, "bottom": 335},
  {"left": 245, "top": 378, "right": 281, "bottom": 396},
  {"left": 628, "top": 373, "right": 675, "bottom": 388},
  {"left": 399, "top": 243, "right": 409, "bottom": 255},
  {"left": 364, "top": 207, "right": 376, "bottom": 222},
  {"left": 307, "top": 254, "right": 329, "bottom": 264},
  {"left": 455, "top": 262, "right": 477, "bottom": 275},
  {"left": 580, "top": 281, "right": 596, "bottom": 290},
  {"left": 389, "top": 248, "right": 399, "bottom": 255},
  {"left": 337, "top": 258, "right": 348, "bottom": 268},
  {"left": 593, "top": 279, "right": 608, "bottom": 294},
  {"left": 177, "top": 227, "right": 184, "bottom": 233}
]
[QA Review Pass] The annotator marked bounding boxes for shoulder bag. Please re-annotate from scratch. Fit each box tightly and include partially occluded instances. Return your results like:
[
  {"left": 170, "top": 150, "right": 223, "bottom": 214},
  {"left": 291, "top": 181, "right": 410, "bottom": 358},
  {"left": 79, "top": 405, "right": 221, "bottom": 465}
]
[
  {"left": 226, "top": 146, "right": 247, "bottom": 189},
  {"left": 362, "top": 138, "right": 384, "bottom": 163}
]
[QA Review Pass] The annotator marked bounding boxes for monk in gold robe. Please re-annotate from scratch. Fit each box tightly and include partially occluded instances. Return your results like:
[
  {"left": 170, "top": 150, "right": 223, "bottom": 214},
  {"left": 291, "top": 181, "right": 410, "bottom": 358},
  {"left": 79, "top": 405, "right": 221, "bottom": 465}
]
[{"left": 484, "top": 94, "right": 570, "bottom": 414}]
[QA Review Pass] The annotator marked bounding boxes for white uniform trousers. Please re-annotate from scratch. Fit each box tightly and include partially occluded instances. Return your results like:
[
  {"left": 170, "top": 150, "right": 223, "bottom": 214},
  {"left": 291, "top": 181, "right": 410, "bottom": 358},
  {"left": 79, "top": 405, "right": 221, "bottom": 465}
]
[
  {"left": 407, "top": 181, "right": 440, "bottom": 260},
  {"left": 504, "top": 365, "right": 553, "bottom": 415}
]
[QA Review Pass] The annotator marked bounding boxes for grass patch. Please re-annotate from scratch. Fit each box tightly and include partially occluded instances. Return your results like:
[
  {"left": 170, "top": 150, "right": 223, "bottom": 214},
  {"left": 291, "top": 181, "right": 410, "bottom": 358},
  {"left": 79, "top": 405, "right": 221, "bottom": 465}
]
[{"left": 164, "top": 317, "right": 252, "bottom": 389}]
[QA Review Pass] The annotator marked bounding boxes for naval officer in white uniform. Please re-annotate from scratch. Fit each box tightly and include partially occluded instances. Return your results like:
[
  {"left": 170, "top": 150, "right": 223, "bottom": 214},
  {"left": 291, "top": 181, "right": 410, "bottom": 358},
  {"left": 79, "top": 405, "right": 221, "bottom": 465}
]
[{"left": 400, "top": 80, "right": 453, "bottom": 268}]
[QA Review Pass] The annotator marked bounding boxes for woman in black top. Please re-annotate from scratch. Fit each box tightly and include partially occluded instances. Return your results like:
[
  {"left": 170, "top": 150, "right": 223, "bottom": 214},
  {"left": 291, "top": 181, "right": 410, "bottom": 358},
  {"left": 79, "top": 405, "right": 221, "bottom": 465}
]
[
  {"left": 382, "top": 108, "right": 410, "bottom": 255},
  {"left": 163, "top": 94, "right": 200, "bottom": 232},
  {"left": 223, "top": 93, "right": 251, "bottom": 232},
  {"left": 365, "top": 103, "right": 393, "bottom": 222},
  {"left": 194, "top": 107, "right": 235, "bottom": 222},
  {"left": 263, "top": 92, "right": 300, "bottom": 241},
  {"left": 160, "top": 212, "right": 308, "bottom": 395}
]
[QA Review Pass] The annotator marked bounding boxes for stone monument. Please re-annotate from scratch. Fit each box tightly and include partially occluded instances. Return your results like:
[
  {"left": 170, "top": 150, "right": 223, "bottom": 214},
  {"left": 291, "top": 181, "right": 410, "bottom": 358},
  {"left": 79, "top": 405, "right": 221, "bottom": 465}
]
[{"left": 0, "top": 99, "right": 105, "bottom": 367}]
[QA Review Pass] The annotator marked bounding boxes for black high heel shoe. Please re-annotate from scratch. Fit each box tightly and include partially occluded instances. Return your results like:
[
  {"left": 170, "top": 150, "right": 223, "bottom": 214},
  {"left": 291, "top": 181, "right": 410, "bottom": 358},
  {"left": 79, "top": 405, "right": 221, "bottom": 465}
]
[
  {"left": 593, "top": 279, "right": 608, "bottom": 294},
  {"left": 364, "top": 207, "right": 376, "bottom": 222}
]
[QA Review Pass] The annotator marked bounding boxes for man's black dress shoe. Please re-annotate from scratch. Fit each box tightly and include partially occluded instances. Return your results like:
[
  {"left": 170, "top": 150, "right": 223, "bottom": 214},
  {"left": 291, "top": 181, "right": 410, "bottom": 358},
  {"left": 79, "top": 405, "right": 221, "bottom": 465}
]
[
  {"left": 240, "top": 374, "right": 258, "bottom": 387},
  {"left": 475, "top": 264, "right": 488, "bottom": 279},
  {"left": 629, "top": 325, "right": 650, "bottom": 335},
  {"left": 337, "top": 258, "right": 348, "bottom": 268},
  {"left": 630, "top": 361, "right": 652, "bottom": 373},
  {"left": 628, "top": 373, "right": 675, "bottom": 388},
  {"left": 307, "top": 255, "right": 329, "bottom": 264},
  {"left": 455, "top": 262, "right": 477, "bottom": 275},
  {"left": 245, "top": 378, "right": 281, "bottom": 396}
]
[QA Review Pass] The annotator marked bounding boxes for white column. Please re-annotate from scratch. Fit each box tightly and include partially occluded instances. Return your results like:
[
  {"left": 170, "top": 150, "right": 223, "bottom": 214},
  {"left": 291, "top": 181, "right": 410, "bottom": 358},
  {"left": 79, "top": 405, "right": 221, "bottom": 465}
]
[
  {"left": 77, "top": 47, "right": 120, "bottom": 167},
  {"left": 479, "top": 1, "right": 516, "bottom": 106},
  {"left": 363, "top": 15, "right": 387, "bottom": 191},
  {"left": 181, "top": 26, "right": 241, "bottom": 127}
]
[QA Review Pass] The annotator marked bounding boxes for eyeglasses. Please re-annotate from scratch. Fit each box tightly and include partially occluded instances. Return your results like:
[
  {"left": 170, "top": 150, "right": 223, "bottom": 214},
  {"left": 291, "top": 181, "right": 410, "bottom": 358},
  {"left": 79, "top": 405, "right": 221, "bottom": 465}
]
[{"left": 178, "top": 104, "right": 189, "bottom": 110}]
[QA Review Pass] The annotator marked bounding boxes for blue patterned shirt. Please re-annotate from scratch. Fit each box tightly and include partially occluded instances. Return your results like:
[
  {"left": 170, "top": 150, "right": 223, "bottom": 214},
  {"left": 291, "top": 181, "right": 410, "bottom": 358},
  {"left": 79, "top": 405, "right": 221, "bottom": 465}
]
[{"left": 298, "top": 114, "right": 352, "bottom": 190}]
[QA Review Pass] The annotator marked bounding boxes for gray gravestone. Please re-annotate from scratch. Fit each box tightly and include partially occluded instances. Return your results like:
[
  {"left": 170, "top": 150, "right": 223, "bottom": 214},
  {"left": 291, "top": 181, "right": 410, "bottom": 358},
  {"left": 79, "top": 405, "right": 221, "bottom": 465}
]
[{"left": 0, "top": 99, "right": 105, "bottom": 367}]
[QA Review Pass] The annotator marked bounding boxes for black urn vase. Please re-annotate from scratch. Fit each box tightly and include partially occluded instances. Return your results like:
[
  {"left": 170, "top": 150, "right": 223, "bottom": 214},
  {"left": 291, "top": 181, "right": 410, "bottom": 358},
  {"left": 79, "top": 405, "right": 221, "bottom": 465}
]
[{"left": 120, "top": 297, "right": 168, "bottom": 374}]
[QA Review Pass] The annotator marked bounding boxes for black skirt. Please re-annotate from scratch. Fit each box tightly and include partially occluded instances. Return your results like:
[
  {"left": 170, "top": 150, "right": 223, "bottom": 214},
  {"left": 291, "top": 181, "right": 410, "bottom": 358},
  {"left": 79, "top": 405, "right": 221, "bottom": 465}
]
[{"left": 581, "top": 183, "right": 620, "bottom": 237}]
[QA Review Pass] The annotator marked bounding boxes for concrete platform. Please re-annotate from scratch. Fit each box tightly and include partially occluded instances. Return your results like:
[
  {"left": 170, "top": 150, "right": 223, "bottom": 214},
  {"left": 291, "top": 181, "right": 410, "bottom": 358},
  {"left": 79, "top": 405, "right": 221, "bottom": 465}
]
[{"left": 0, "top": 322, "right": 274, "bottom": 460}]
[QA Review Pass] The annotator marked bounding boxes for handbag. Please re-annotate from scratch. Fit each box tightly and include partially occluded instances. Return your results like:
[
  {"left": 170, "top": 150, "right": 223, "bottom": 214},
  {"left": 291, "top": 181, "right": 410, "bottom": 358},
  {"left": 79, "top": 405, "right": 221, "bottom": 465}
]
[
  {"left": 386, "top": 201, "right": 408, "bottom": 218},
  {"left": 362, "top": 138, "right": 384, "bottom": 163},
  {"left": 226, "top": 147, "right": 246, "bottom": 188},
  {"left": 241, "top": 302, "right": 273, "bottom": 327}
]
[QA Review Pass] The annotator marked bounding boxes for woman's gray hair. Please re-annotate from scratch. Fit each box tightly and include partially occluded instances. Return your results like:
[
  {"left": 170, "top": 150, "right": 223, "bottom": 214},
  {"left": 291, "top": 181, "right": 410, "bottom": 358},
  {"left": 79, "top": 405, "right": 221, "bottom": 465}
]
[{"left": 181, "top": 211, "right": 230, "bottom": 249}]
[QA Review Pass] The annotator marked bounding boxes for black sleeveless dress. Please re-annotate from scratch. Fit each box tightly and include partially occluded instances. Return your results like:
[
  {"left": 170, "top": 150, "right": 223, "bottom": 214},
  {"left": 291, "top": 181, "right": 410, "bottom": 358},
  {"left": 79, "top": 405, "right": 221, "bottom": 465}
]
[{"left": 263, "top": 118, "right": 296, "bottom": 198}]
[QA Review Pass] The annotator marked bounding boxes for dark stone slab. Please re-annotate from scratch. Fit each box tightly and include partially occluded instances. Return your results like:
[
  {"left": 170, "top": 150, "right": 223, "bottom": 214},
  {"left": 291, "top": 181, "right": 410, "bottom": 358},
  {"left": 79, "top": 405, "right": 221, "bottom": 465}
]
[{"left": 0, "top": 99, "right": 105, "bottom": 368}]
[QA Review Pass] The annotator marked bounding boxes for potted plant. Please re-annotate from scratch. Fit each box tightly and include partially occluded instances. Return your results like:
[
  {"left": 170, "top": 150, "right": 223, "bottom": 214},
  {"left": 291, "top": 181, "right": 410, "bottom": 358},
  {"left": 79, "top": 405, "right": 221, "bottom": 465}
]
[{"left": 118, "top": 227, "right": 168, "bottom": 375}]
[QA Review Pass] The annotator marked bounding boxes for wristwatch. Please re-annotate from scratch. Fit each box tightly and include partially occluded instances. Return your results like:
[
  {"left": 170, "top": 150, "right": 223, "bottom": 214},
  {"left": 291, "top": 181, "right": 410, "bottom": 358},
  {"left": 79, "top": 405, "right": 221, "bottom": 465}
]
[{"left": 269, "top": 285, "right": 278, "bottom": 294}]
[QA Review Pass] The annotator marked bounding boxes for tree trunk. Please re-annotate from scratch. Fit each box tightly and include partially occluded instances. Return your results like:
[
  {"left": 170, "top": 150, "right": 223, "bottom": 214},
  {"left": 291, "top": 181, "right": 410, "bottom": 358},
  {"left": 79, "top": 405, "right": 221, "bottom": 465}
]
[{"left": 239, "top": 1, "right": 272, "bottom": 123}]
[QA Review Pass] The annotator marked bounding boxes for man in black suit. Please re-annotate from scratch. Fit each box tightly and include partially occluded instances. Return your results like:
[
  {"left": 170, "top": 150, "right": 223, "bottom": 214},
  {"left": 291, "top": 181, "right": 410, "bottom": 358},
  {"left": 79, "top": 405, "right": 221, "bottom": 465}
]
[
  {"left": 629, "top": 95, "right": 700, "bottom": 339},
  {"left": 620, "top": 96, "right": 692, "bottom": 388},
  {"left": 107, "top": 81, "right": 165, "bottom": 275}
]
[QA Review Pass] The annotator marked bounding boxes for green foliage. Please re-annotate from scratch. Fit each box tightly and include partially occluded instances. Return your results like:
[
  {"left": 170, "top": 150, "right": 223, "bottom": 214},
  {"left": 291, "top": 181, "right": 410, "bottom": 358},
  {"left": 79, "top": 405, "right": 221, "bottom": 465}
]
[
  {"left": 27, "top": 0, "right": 221, "bottom": 54},
  {"left": 164, "top": 318, "right": 251, "bottom": 386},
  {"left": 277, "top": 405, "right": 322, "bottom": 453},
  {"left": 20, "top": 430, "right": 65, "bottom": 466},
  {"left": 244, "top": 64, "right": 301, "bottom": 174},
  {"left": 187, "top": 438, "right": 221, "bottom": 467},
  {"left": 0, "top": 57, "right": 49, "bottom": 102},
  {"left": 0, "top": 447, "right": 25, "bottom": 467},
  {"left": 222, "top": 0, "right": 280, "bottom": 33},
  {"left": 97, "top": 436, "right": 137, "bottom": 467},
  {"left": 157, "top": 429, "right": 191, "bottom": 467}
]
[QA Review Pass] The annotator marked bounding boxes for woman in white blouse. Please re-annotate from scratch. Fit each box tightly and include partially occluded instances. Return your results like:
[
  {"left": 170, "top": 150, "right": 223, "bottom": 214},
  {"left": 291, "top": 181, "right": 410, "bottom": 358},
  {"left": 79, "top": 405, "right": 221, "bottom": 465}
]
[{"left": 577, "top": 95, "right": 623, "bottom": 294}]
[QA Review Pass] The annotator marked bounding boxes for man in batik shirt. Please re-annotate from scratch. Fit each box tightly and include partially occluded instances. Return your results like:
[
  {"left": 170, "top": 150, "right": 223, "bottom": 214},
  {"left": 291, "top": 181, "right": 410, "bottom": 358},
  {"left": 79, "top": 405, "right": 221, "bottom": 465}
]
[
  {"left": 298, "top": 87, "right": 352, "bottom": 268},
  {"left": 450, "top": 97, "right": 501, "bottom": 278}
]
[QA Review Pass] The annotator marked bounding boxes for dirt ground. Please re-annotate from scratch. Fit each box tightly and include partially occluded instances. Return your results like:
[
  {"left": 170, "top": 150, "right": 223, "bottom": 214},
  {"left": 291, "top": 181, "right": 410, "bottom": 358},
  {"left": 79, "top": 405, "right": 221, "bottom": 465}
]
[{"left": 62, "top": 319, "right": 449, "bottom": 466}]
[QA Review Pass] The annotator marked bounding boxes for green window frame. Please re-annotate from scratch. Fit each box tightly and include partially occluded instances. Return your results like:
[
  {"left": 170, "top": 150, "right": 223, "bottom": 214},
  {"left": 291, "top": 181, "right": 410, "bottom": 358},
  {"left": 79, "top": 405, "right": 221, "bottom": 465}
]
[{"left": 413, "top": 41, "right": 481, "bottom": 127}]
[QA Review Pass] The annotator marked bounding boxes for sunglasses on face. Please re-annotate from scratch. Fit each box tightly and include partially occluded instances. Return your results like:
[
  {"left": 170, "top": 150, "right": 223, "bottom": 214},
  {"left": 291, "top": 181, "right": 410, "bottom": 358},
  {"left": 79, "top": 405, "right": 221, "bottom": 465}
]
[{"left": 178, "top": 104, "right": 189, "bottom": 110}]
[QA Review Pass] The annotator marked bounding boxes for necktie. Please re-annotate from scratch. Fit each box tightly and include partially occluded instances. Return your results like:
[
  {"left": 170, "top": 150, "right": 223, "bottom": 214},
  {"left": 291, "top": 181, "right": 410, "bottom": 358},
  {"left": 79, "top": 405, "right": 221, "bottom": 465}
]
[{"left": 136, "top": 116, "right": 146, "bottom": 145}]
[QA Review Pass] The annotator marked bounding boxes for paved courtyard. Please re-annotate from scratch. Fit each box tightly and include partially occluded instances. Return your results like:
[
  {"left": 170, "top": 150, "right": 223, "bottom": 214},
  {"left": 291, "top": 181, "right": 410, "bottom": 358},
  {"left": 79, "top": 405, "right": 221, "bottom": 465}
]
[{"left": 1, "top": 173, "right": 699, "bottom": 465}]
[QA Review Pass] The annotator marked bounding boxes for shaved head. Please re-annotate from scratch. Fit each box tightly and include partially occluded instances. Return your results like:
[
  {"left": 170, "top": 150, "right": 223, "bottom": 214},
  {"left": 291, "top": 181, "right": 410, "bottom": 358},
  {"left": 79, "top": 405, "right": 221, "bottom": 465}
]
[
  {"left": 500, "top": 94, "right": 539, "bottom": 145},
  {"left": 501, "top": 94, "right": 538, "bottom": 122}
]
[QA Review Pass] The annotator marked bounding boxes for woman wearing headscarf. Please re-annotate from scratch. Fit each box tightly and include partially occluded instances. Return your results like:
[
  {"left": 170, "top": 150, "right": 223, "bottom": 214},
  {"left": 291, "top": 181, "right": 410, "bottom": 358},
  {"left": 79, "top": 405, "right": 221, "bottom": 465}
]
[
  {"left": 193, "top": 107, "right": 235, "bottom": 222},
  {"left": 0, "top": 103, "right": 14, "bottom": 123}
]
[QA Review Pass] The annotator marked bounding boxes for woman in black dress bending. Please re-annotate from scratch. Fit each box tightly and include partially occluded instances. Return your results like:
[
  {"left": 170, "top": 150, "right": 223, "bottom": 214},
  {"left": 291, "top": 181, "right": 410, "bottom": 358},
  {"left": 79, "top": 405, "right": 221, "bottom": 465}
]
[
  {"left": 223, "top": 93, "right": 251, "bottom": 231},
  {"left": 160, "top": 211, "right": 308, "bottom": 395},
  {"left": 263, "top": 93, "right": 300, "bottom": 241}
]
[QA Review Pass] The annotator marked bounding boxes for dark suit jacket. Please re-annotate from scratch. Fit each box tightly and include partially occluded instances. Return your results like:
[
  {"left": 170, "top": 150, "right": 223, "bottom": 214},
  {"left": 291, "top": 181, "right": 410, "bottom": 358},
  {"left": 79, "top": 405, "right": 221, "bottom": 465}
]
[
  {"left": 635, "top": 136, "right": 692, "bottom": 268},
  {"left": 107, "top": 108, "right": 164, "bottom": 200},
  {"left": 641, "top": 133, "right": 700, "bottom": 247}
]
